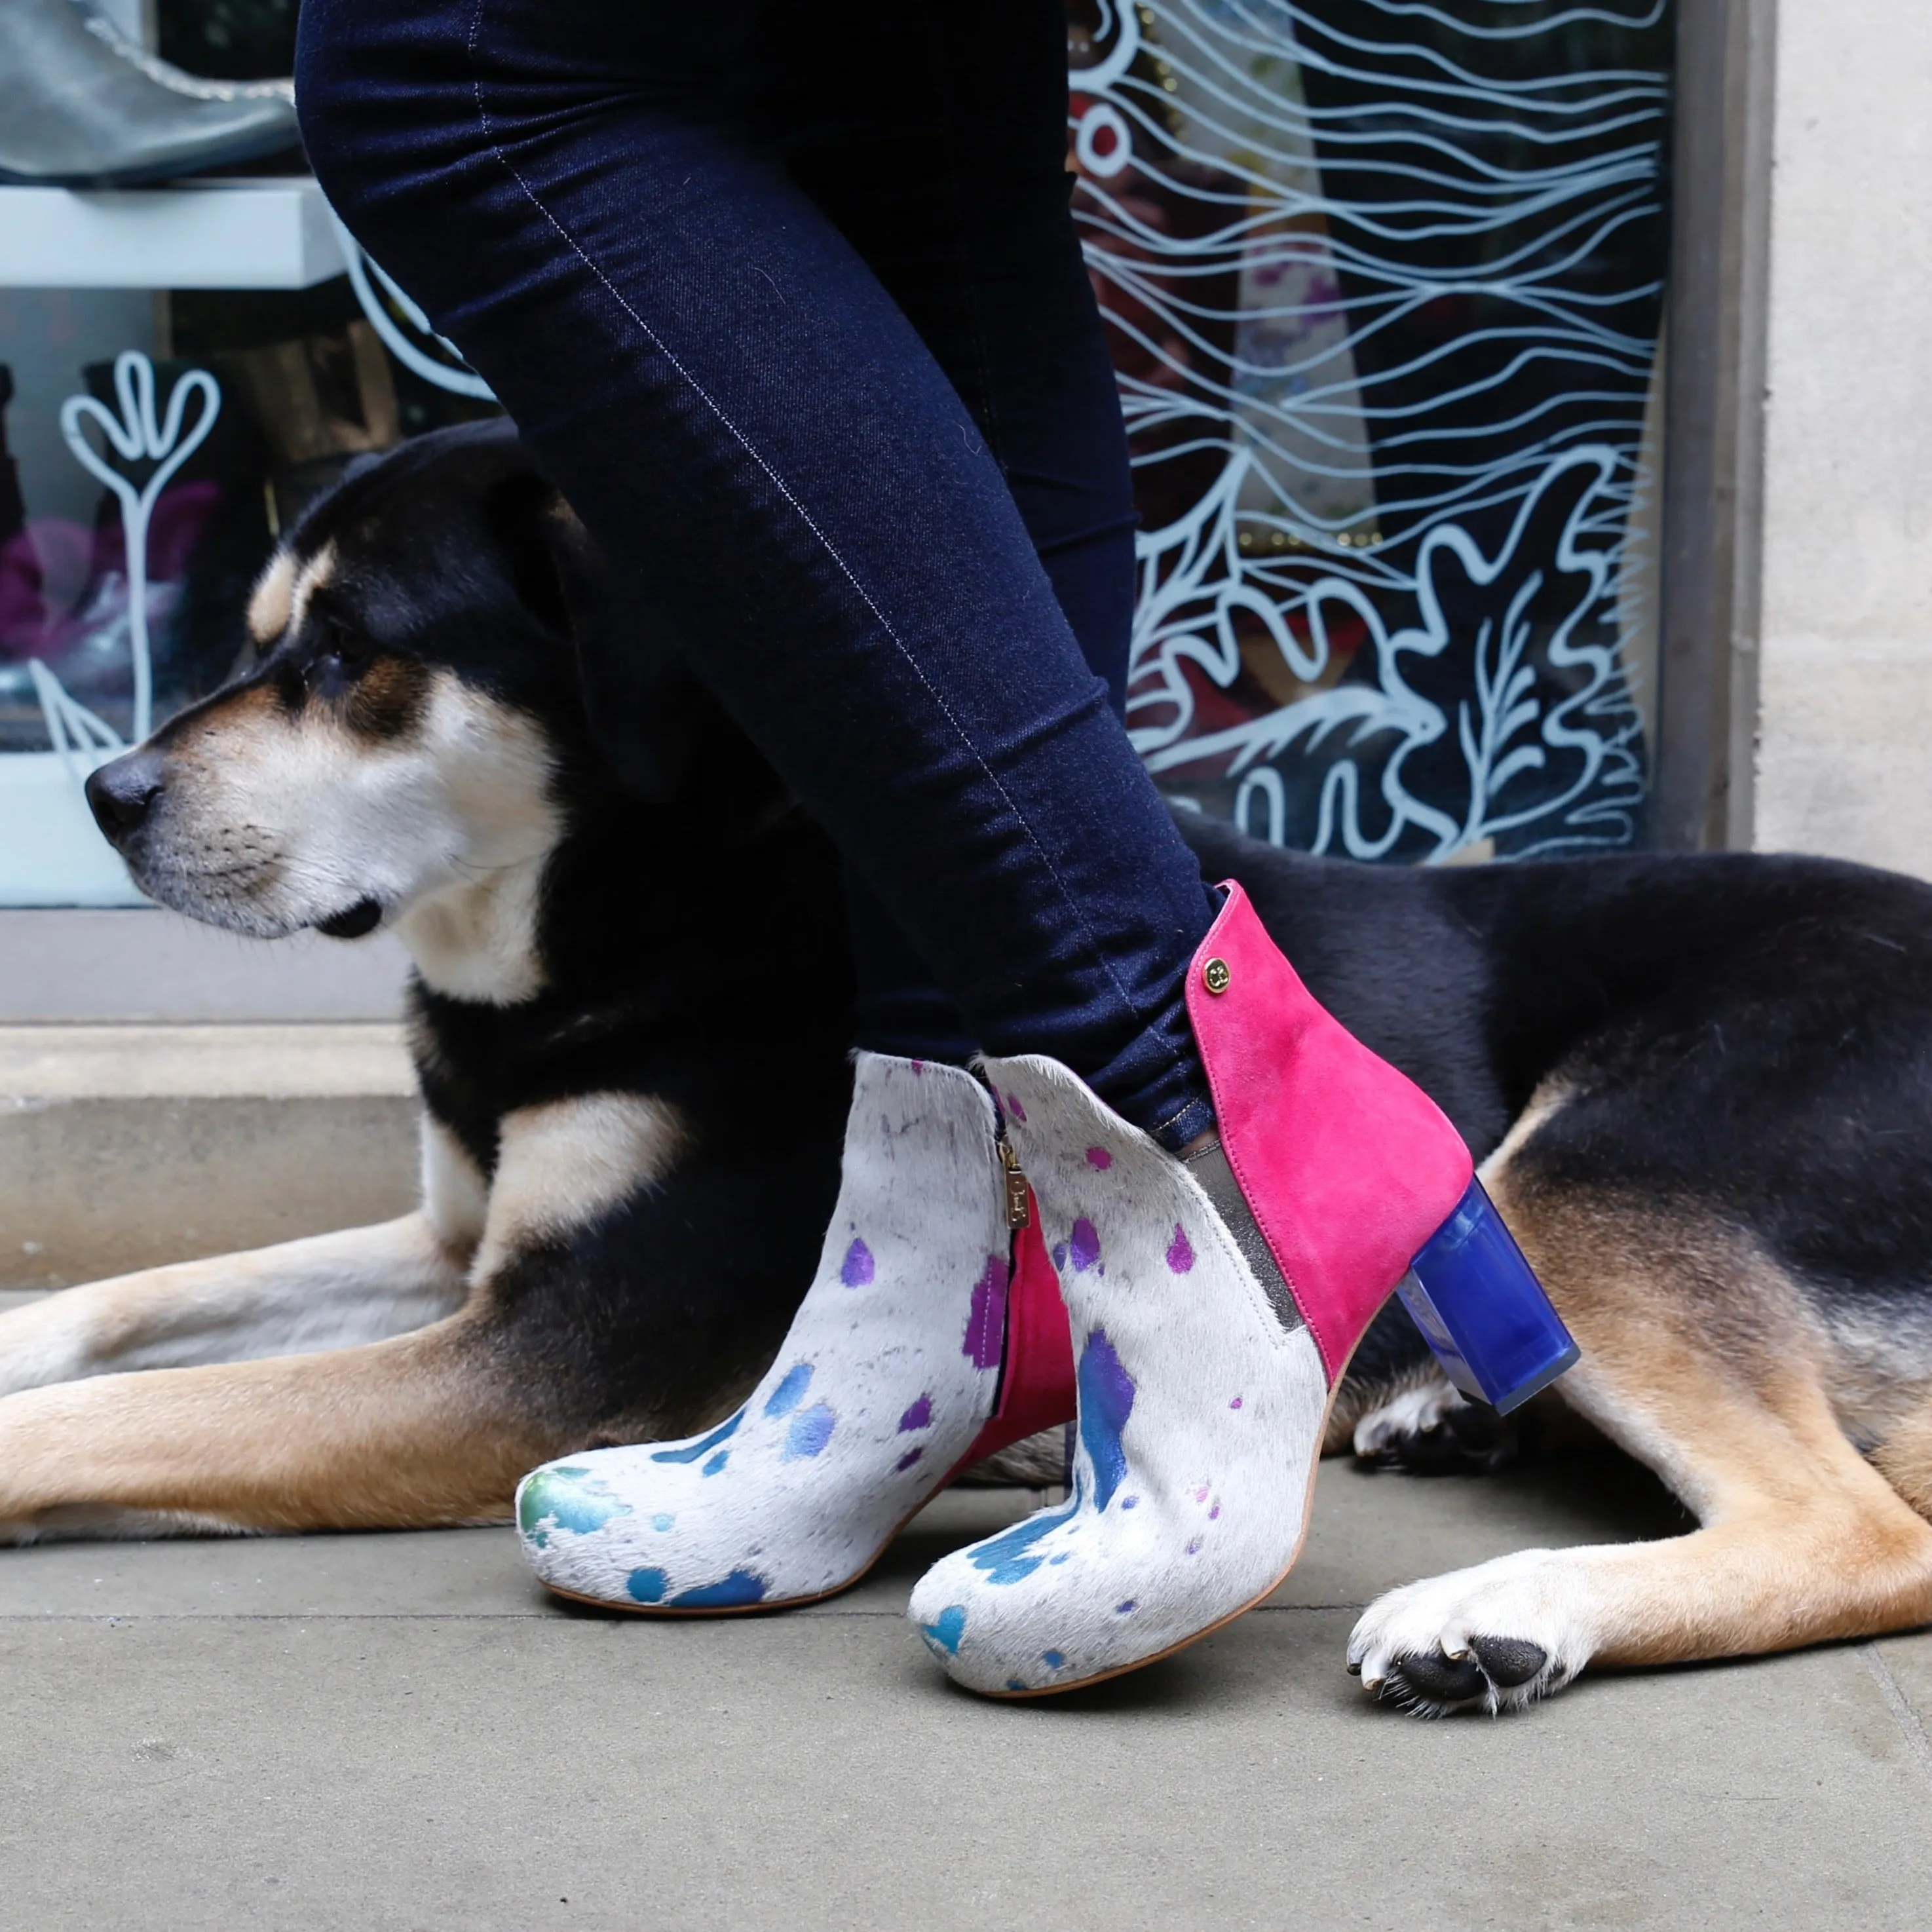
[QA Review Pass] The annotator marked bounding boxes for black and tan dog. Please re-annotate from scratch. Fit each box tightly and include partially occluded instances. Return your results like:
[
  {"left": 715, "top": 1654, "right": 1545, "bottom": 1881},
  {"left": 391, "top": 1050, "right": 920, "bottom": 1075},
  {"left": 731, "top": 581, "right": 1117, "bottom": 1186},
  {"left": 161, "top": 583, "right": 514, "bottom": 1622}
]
[{"left": 9, "top": 421, "right": 1931, "bottom": 1717}]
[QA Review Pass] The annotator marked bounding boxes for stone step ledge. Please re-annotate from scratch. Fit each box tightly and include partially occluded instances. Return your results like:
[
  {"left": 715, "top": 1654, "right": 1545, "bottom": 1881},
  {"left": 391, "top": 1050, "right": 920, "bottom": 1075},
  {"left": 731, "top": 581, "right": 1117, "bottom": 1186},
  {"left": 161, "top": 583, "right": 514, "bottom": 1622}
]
[{"left": 2, "top": 1025, "right": 418, "bottom": 1293}]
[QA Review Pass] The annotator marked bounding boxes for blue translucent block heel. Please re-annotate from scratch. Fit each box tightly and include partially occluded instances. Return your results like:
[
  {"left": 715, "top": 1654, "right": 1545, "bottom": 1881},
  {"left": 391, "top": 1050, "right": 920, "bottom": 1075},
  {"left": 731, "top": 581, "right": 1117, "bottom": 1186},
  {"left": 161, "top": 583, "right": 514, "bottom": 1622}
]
[{"left": 1397, "top": 1179, "right": 1579, "bottom": 1413}]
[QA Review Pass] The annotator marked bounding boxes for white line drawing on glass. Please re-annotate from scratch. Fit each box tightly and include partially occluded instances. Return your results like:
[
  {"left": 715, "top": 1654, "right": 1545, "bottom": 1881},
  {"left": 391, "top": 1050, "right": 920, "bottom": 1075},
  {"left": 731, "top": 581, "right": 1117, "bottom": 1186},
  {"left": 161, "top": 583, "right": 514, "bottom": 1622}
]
[
  {"left": 1080, "top": 0, "right": 1666, "bottom": 859},
  {"left": 38, "top": 349, "right": 221, "bottom": 770},
  {"left": 333, "top": 212, "right": 498, "bottom": 402}
]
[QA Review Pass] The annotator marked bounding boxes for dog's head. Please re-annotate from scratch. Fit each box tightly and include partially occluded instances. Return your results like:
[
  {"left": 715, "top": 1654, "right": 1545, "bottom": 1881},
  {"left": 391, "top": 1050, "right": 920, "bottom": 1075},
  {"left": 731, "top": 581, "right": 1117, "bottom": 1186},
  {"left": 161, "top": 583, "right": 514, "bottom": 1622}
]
[{"left": 86, "top": 422, "right": 726, "bottom": 1001}]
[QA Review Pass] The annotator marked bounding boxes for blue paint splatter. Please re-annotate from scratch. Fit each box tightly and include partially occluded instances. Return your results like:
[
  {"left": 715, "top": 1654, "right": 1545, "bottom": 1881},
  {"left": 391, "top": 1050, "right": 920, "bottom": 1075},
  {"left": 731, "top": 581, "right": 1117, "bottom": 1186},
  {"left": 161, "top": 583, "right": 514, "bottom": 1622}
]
[
  {"left": 1052, "top": 1243, "right": 1069, "bottom": 1270},
  {"left": 1050, "top": 1553, "right": 1070, "bottom": 1565},
  {"left": 896, "top": 1446, "right": 923, "bottom": 1472},
  {"left": 702, "top": 1450, "right": 730, "bottom": 1477},
  {"left": 651, "top": 1513, "right": 675, "bottom": 1532},
  {"left": 841, "top": 1238, "right": 875, "bottom": 1287},
  {"left": 1042, "top": 1650, "right": 1065, "bottom": 1668},
  {"left": 921, "top": 1604, "right": 968, "bottom": 1655},
  {"left": 967, "top": 1487, "right": 1081, "bottom": 1587},
  {"left": 1068, "top": 1218, "right": 1101, "bottom": 1272},
  {"left": 782, "top": 1402, "right": 835, "bottom": 1460},
  {"left": 626, "top": 1568, "right": 667, "bottom": 1604},
  {"left": 1077, "top": 1329, "right": 1136, "bottom": 1511},
  {"left": 518, "top": 1469, "right": 632, "bottom": 1548},
  {"left": 649, "top": 1410, "right": 744, "bottom": 1465},
  {"left": 672, "top": 1569, "right": 768, "bottom": 1608},
  {"left": 1116, "top": 1600, "right": 1137, "bottom": 1616},
  {"left": 763, "top": 1362, "right": 814, "bottom": 1418},
  {"left": 1006, "top": 1678, "right": 1027, "bottom": 1692},
  {"left": 899, "top": 1393, "right": 933, "bottom": 1433}
]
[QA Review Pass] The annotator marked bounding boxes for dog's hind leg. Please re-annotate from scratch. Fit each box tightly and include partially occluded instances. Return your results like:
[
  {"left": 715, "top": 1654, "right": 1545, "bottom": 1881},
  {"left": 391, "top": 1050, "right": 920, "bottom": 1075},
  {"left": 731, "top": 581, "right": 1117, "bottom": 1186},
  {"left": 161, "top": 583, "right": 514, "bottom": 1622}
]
[
  {"left": 1872, "top": 1405, "right": 1932, "bottom": 1521},
  {"left": 1349, "top": 1177, "right": 1932, "bottom": 1714}
]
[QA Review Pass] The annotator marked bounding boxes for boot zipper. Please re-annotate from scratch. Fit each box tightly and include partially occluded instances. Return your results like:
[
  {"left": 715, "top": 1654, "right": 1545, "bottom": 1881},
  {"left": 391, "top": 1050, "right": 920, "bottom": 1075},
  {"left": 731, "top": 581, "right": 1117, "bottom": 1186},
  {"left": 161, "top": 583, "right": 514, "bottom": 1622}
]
[{"left": 997, "top": 1135, "right": 1031, "bottom": 1230}]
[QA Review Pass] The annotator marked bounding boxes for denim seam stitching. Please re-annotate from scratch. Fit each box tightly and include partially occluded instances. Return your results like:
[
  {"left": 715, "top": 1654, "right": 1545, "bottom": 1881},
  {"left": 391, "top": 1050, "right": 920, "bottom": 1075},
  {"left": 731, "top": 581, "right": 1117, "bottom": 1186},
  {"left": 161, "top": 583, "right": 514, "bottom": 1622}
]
[{"left": 461, "top": 0, "right": 1161, "bottom": 1051}]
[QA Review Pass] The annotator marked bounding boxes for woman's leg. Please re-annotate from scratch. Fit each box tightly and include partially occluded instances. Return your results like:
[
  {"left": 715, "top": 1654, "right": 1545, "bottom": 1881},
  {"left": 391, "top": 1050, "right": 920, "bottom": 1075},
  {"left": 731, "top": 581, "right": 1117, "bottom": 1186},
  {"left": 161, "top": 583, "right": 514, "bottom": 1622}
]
[
  {"left": 297, "top": 0, "right": 1213, "bottom": 1148},
  {"left": 768, "top": 1, "right": 1137, "bottom": 1064},
  {"left": 297, "top": 0, "right": 1569, "bottom": 1685}
]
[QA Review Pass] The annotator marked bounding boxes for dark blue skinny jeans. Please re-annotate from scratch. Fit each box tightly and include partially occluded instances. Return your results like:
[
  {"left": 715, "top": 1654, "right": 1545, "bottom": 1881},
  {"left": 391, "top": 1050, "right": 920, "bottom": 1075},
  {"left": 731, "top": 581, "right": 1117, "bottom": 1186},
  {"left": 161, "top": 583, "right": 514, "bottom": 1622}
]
[{"left": 295, "top": 0, "right": 1219, "bottom": 1147}]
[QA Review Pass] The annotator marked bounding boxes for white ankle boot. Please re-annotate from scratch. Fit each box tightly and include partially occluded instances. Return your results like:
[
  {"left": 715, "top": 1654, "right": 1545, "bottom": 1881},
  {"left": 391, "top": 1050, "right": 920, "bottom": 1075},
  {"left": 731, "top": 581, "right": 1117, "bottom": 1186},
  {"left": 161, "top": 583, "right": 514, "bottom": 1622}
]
[
  {"left": 516, "top": 1051, "right": 1069, "bottom": 1611},
  {"left": 907, "top": 880, "right": 1571, "bottom": 1694},
  {"left": 906, "top": 1052, "right": 1329, "bottom": 1688}
]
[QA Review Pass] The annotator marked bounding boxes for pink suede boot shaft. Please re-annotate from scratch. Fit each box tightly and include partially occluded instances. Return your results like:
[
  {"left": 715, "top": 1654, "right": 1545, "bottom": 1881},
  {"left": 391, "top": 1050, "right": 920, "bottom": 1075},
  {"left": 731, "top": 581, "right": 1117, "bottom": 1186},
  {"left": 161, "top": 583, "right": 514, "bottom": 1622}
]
[{"left": 1186, "top": 879, "right": 1474, "bottom": 1382}]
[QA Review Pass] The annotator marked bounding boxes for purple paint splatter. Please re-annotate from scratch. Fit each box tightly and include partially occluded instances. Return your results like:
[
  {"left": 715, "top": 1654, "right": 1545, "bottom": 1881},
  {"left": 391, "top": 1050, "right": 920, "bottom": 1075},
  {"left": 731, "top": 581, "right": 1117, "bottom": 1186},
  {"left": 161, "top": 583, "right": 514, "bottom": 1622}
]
[
  {"left": 1185, "top": 1537, "right": 1203, "bottom": 1556},
  {"left": 1068, "top": 1218, "right": 1101, "bottom": 1273},
  {"left": 1210, "top": 1504, "right": 1221, "bottom": 1520},
  {"left": 1230, "top": 1395, "right": 1243, "bottom": 1410},
  {"left": 1167, "top": 1222, "right": 1196, "bottom": 1274},
  {"left": 1051, "top": 1243, "right": 1069, "bottom": 1270},
  {"left": 1195, "top": 1487, "right": 1209, "bottom": 1503},
  {"left": 840, "top": 1238, "right": 875, "bottom": 1287},
  {"left": 899, "top": 1394, "right": 933, "bottom": 1432},
  {"left": 896, "top": 1447, "right": 924, "bottom": 1472},
  {"left": 1115, "top": 1600, "right": 1136, "bottom": 1616},
  {"left": 1086, "top": 1146, "right": 1112, "bottom": 1170},
  {"left": 962, "top": 1255, "right": 1008, "bottom": 1369}
]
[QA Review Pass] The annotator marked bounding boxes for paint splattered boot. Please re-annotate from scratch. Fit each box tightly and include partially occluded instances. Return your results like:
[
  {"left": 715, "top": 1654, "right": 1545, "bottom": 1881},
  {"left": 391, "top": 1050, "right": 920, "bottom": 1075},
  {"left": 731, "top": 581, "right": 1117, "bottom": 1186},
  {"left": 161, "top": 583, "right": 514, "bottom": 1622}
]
[
  {"left": 516, "top": 1051, "right": 1072, "bottom": 1612},
  {"left": 907, "top": 880, "right": 1576, "bottom": 1694}
]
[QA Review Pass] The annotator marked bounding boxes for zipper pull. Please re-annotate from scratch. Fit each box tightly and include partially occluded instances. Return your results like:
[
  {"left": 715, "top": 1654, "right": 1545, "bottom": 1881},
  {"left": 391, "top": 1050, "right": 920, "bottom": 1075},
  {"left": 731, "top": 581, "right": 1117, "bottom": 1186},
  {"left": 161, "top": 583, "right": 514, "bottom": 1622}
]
[{"left": 997, "top": 1136, "right": 1031, "bottom": 1231}]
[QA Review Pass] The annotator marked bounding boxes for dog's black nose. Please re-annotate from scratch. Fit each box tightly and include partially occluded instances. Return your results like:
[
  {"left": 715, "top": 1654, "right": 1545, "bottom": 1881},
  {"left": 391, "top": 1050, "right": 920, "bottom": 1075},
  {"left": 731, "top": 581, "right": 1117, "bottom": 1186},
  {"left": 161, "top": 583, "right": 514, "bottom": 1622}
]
[{"left": 85, "top": 750, "right": 165, "bottom": 842}]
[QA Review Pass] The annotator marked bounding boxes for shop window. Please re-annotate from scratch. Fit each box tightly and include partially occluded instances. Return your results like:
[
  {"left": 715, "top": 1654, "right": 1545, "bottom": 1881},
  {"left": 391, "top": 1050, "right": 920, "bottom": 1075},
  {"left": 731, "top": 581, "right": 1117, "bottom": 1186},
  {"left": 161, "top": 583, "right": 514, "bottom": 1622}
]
[
  {"left": 0, "top": 0, "right": 1671, "bottom": 912},
  {"left": 1075, "top": 0, "right": 1672, "bottom": 860}
]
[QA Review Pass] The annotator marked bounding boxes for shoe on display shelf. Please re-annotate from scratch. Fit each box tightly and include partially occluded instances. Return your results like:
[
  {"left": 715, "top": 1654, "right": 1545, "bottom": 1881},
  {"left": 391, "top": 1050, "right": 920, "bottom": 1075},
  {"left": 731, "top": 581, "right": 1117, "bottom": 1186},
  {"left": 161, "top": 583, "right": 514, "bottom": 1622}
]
[{"left": 0, "top": 0, "right": 299, "bottom": 189}]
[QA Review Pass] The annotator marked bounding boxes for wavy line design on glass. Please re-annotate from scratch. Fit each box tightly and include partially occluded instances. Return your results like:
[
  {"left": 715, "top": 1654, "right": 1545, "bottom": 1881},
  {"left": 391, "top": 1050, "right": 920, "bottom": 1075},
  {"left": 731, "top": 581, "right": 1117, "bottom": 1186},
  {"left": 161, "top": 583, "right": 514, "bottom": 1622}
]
[{"left": 1074, "top": 0, "right": 1668, "bottom": 860}]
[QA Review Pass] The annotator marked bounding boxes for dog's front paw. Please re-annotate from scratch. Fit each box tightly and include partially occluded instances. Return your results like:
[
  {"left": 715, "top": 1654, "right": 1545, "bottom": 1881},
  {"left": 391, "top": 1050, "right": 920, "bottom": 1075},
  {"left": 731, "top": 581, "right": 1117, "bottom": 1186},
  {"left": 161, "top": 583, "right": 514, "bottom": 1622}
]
[
  {"left": 1352, "top": 1376, "right": 1519, "bottom": 1475},
  {"left": 1347, "top": 1550, "right": 1593, "bottom": 1716}
]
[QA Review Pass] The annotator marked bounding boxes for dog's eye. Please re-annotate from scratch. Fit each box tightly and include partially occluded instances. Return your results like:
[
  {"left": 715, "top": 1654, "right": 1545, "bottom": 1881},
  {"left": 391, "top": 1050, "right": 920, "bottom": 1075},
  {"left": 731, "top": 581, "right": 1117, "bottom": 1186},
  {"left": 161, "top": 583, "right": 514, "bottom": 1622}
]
[{"left": 306, "top": 622, "right": 377, "bottom": 696}]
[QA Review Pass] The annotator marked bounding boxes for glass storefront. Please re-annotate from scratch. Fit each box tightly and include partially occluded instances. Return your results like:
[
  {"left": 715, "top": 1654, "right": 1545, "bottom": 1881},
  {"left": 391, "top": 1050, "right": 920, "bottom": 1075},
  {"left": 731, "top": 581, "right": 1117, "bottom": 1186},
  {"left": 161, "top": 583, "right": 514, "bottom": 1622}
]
[
  {"left": 0, "top": 0, "right": 1673, "bottom": 907},
  {"left": 1075, "top": 0, "right": 1672, "bottom": 860}
]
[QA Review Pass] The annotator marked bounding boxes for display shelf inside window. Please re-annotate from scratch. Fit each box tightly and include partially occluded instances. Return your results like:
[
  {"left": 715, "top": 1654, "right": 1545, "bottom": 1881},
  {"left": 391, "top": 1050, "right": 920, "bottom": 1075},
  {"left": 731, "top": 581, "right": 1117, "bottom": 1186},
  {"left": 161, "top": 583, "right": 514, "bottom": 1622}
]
[{"left": 1070, "top": 0, "right": 1673, "bottom": 862}]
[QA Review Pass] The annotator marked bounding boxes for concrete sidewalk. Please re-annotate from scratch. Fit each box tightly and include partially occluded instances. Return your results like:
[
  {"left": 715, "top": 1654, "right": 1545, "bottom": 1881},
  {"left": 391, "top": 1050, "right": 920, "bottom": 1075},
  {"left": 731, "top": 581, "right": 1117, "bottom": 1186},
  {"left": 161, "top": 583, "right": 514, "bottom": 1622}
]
[{"left": 3, "top": 1447, "right": 1928, "bottom": 1930}]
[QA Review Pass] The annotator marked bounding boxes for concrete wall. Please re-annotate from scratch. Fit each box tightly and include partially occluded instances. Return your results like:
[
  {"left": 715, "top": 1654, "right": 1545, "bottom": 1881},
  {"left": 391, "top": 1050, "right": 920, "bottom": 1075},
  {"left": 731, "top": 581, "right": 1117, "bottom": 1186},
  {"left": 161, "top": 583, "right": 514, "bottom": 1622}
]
[{"left": 1753, "top": 0, "right": 1932, "bottom": 871}]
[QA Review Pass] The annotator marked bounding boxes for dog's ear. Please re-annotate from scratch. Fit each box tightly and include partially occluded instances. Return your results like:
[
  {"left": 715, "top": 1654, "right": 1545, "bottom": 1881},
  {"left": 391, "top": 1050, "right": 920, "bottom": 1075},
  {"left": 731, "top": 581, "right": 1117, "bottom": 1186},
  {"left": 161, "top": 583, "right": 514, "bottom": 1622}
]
[{"left": 483, "top": 468, "right": 706, "bottom": 804}]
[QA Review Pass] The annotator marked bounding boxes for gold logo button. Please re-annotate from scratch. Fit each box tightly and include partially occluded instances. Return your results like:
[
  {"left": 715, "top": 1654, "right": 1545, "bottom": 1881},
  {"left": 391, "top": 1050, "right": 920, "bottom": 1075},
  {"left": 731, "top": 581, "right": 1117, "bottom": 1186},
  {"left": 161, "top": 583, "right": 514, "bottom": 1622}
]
[{"left": 1202, "top": 957, "right": 1231, "bottom": 995}]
